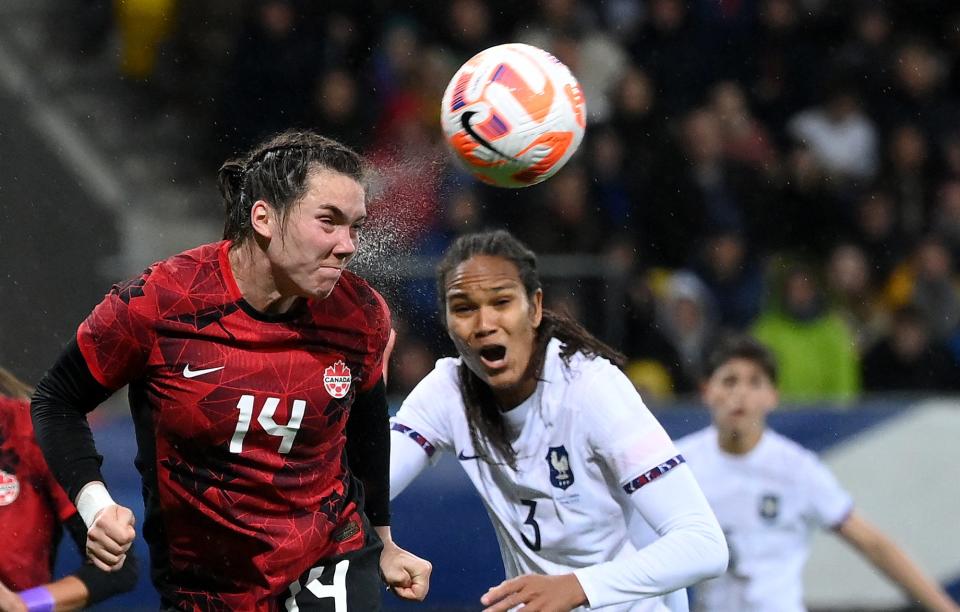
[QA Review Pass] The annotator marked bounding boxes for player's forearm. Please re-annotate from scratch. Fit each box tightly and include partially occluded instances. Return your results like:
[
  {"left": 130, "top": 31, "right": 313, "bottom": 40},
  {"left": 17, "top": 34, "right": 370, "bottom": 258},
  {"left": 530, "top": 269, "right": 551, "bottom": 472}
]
[
  {"left": 65, "top": 513, "right": 139, "bottom": 604},
  {"left": 853, "top": 529, "right": 958, "bottom": 611},
  {"left": 346, "top": 380, "right": 391, "bottom": 525},
  {"left": 44, "top": 576, "right": 89, "bottom": 612},
  {"left": 574, "top": 468, "right": 728, "bottom": 607},
  {"left": 30, "top": 340, "right": 111, "bottom": 500}
]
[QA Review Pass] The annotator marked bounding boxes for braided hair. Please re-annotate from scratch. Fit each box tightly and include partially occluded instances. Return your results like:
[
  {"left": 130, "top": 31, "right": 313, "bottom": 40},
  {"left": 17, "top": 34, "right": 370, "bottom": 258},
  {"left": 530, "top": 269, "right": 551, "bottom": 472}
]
[
  {"left": 436, "top": 230, "right": 625, "bottom": 469},
  {"left": 217, "top": 130, "right": 366, "bottom": 243}
]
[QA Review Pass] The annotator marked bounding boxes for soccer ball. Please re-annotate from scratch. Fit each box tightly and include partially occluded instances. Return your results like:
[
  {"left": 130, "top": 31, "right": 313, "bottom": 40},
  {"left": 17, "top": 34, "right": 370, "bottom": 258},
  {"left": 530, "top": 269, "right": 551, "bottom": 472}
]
[{"left": 440, "top": 43, "right": 586, "bottom": 188}]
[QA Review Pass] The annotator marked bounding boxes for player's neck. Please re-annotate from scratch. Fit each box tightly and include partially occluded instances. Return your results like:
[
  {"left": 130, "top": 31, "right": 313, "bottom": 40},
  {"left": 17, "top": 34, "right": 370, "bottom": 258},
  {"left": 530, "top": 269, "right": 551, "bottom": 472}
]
[
  {"left": 717, "top": 426, "right": 764, "bottom": 455},
  {"left": 228, "top": 244, "right": 299, "bottom": 314}
]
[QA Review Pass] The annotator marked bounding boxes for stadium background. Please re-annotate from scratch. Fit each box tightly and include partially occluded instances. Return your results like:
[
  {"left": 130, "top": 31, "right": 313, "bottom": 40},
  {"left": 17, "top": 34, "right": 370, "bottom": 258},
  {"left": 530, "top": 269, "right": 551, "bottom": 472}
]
[{"left": 0, "top": 0, "right": 957, "bottom": 609}]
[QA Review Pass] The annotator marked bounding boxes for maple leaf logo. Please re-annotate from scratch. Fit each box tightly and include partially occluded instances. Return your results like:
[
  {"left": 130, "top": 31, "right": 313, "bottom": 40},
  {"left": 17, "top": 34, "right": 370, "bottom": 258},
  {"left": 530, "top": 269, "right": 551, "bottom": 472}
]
[{"left": 323, "top": 360, "right": 352, "bottom": 399}]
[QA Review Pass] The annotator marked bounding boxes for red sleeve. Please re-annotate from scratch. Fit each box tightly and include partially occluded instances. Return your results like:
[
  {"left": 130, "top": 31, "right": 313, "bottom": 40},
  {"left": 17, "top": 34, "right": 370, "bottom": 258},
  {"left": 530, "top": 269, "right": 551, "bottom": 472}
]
[
  {"left": 361, "top": 288, "right": 392, "bottom": 392},
  {"left": 76, "top": 270, "right": 157, "bottom": 389}
]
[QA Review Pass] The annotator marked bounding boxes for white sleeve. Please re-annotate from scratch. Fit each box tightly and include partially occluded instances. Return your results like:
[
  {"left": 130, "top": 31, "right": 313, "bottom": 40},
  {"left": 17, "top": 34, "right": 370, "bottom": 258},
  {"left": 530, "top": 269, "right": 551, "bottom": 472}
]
[
  {"left": 571, "top": 366, "right": 727, "bottom": 607},
  {"left": 389, "top": 363, "right": 457, "bottom": 499},
  {"left": 574, "top": 464, "right": 729, "bottom": 608},
  {"left": 802, "top": 451, "right": 854, "bottom": 529},
  {"left": 390, "top": 429, "right": 432, "bottom": 500}
]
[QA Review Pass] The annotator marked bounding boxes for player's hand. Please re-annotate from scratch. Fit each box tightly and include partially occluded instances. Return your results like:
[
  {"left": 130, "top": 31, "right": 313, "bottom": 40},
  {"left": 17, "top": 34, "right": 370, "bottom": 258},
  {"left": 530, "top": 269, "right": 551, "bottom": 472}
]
[
  {"left": 481, "top": 573, "right": 587, "bottom": 612},
  {"left": 379, "top": 540, "right": 432, "bottom": 601},
  {"left": 0, "top": 580, "right": 27, "bottom": 612},
  {"left": 86, "top": 504, "right": 136, "bottom": 572}
]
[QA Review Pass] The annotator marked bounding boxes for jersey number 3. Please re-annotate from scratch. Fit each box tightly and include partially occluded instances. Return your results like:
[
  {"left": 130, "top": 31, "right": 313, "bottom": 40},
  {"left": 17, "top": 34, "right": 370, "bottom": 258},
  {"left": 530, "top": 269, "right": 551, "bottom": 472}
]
[
  {"left": 230, "top": 394, "right": 306, "bottom": 454},
  {"left": 520, "top": 499, "right": 541, "bottom": 551}
]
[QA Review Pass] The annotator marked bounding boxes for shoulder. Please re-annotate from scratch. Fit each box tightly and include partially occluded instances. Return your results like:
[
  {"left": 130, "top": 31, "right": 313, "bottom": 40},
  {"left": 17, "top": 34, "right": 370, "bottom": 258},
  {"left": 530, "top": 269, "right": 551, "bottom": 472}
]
[
  {"left": 763, "top": 430, "right": 825, "bottom": 470},
  {"left": 105, "top": 242, "right": 228, "bottom": 314},
  {"left": 409, "top": 356, "right": 462, "bottom": 398},
  {"left": 558, "top": 348, "right": 635, "bottom": 408}
]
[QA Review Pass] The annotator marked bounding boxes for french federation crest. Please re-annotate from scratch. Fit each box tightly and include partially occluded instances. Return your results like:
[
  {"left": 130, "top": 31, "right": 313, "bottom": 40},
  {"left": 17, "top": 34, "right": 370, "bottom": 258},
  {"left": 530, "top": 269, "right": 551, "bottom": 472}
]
[
  {"left": 324, "top": 360, "right": 352, "bottom": 399},
  {"left": 0, "top": 469, "right": 19, "bottom": 506},
  {"left": 546, "top": 446, "right": 574, "bottom": 490},
  {"left": 759, "top": 493, "right": 780, "bottom": 522}
]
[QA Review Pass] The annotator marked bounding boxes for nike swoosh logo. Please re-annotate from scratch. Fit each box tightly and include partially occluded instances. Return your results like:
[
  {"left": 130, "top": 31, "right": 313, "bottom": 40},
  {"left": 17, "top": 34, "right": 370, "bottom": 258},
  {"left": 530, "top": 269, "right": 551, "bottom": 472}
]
[
  {"left": 182, "top": 364, "right": 225, "bottom": 379},
  {"left": 457, "top": 450, "right": 482, "bottom": 461},
  {"left": 460, "top": 111, "right": 512, "bottom": 159}
]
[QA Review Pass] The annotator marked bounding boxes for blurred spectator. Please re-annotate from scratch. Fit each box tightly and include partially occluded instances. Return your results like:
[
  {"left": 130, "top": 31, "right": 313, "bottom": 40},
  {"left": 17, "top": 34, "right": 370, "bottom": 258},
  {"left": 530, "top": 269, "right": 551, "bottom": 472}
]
[
  {"left": 641, "top": 108, "right": 753, "bottom": 265},
  {"left": 748, "top": 0, "right": 822, "bottom": 133},
  {"left": 629, "top": 0, "right": 709, "bottom": 114},
  {"left": 217, "top": 0, "right": 319, "bottom": 154},
  {"left": 690, "top": 229, "right": 765, "bottom": 329},
  {"left": 831, "top": 2, "right": 895, "bottom": 117},
  {"left": 825, "top": 242, "right": 889, "bottom": 353},
  {"left": 621, "top": 269, "right": 686, "bottom": 397},
  {"left": 932, "top": 180, "right": 960, "bottom": 262},
  {"left": 522, "top": 164, "right": 602, "bottom": 254},
  {"left": 517, "top": 1, "right": 628, "bottom": 122},
  {"left": 773, "top": 143, "right": 848, "bottom": 257},
  {"left": 861, "top": 305, "right": 960, "bottom": 393},
  {"left": 607, "top": 65, "right": 666, "bottom": 229},
  {"left": 752, "top": 263, "right": 861, "bottom": 402},
  {"left": 438, "top": 0, "right": 498, "bottom": 63},
  {"left": 786, "top": 84, "right": 879, "bottom": 185},
  {"left": 845, "top": 188, "right": 909, "bottom": 284},
  {"left": 878, "top": 38, "right": 956, "bottom": 142},
  {"left": 709, "top": 80, "right": 779, "bottom": 174},
  {"left": 655, "top": 271, "right": 718, "bottom": 393},
  {"left": 114, "top": 0, "right": 176, "bottom": 81},
  {"left": 883, "top": 123, "right": 936, "bottom": 240},
  {"left": 306, "top": 69, "right": 369, "bottom": 151},
  {"left": 884, "top": 236, "right": 960, "bottom": 342}
]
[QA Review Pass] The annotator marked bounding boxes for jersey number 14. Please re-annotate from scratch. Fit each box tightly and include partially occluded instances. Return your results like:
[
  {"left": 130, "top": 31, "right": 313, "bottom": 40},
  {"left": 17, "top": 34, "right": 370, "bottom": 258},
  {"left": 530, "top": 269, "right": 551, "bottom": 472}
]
[{"left": 230, "top": 394, "right": 306, "bottom": 454}]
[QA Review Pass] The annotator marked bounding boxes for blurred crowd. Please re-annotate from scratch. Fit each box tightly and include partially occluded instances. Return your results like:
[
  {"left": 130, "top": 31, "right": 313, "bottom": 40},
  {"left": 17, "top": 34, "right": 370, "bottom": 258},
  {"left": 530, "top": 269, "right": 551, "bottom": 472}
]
[{"left": 58, "top": 0, "right": 960, "bottom": 403}]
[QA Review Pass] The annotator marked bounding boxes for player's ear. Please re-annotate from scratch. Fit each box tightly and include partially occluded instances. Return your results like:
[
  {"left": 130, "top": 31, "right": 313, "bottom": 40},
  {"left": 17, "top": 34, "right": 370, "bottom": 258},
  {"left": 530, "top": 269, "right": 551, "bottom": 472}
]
[
  {"left": 530, "top": 289, "right": 543, "bottom": 328},
  {"left": 250, "top": 199, "right": 274, "bottom": 239}
]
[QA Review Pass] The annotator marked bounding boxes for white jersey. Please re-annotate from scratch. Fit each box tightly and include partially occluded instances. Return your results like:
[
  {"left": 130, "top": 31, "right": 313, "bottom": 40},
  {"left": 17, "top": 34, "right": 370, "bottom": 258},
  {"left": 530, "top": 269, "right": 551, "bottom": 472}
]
[
  {"left": 392, "top": 338, "right": 724, "bottom": 611},
  {"left": 677, "top": 427, "right": 853, "bottom": 612}
]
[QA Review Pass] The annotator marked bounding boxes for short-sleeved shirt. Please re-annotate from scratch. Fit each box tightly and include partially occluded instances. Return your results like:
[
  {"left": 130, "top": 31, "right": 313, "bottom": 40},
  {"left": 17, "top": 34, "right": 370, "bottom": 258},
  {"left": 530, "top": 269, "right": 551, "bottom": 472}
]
[
  {"left": 392, "top": 338, "right": 683, "bottom": 611},
  {"left": 677, "top": 427, "right": 853, "bottom": 612},
  {"left": 77, "top": 241, "right": 390, "bottom": 610},
  {"left": 0, "top": 397, "right": 76, "bottom": 590}
]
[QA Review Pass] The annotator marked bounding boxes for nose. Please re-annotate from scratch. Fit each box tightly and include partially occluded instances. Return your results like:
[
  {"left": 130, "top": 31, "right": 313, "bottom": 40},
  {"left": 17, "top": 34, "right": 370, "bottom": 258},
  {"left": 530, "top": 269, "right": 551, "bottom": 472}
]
[
  {"left": 332, "top": 225, "right": 358, "bottom": 259},
  {"left": 475, "top": 305, "right": 497, "bottom": 337}
]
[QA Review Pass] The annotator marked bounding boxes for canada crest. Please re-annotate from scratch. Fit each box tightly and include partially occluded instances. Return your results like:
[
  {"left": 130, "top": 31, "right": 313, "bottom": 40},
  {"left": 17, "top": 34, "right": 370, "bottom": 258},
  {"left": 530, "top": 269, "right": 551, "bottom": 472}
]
[
  {"left": 0, "top": 469, "right": 19, "bottom": 506},
  {"left": 324, "top": 360, "right": 353, "bottom": 399},
  {"left": 546, "top": 445, "right": 574, "bottom": 490}
]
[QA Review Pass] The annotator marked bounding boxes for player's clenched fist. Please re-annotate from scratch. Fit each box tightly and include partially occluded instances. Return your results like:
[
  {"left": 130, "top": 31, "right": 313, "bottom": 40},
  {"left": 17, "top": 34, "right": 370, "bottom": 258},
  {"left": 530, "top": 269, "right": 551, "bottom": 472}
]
[
  {"left": 86, "top": 504, "right": 136, "bottom": 572},
  {"left": 481, "top": 573, "right": 587, "bottom": 612},
  {"left": 380, "top": 541, "right": 432, "bottom": 602}
]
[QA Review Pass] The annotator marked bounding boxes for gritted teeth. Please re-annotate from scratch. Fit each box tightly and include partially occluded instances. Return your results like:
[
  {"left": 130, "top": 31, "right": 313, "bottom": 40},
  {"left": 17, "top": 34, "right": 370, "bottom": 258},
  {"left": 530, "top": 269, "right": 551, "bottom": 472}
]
[{"left": 480, "top": 345, "right": 506, "bottom": 361}]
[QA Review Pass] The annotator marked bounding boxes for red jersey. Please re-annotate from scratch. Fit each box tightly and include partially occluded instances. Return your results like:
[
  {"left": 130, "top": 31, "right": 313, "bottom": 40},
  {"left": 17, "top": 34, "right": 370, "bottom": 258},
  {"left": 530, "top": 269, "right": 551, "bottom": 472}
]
[
  {"left": 0, "top": 397, "right": 77, "bottom": 590},
  {"left": 76, "top": 241, "right": 391, "bottom": 610}
]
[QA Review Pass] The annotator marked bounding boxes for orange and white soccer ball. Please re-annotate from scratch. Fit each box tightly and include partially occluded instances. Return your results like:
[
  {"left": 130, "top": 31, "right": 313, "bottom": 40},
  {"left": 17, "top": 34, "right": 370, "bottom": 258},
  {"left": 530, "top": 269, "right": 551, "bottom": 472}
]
[{"left": 441, "top": 43, "right": 587, "bottom": 188}]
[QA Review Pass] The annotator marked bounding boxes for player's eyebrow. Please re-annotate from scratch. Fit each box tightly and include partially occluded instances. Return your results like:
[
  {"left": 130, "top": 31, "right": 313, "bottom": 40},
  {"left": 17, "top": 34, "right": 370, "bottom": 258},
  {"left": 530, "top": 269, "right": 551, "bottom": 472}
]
[{"left": 316, "top": 203, "right": 366, "bottom": 224}]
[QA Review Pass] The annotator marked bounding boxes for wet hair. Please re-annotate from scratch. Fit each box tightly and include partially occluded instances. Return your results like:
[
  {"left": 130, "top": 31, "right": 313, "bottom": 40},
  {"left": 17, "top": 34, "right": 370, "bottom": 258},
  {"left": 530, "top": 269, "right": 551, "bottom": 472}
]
[
  {"left": 436, "top": 229, "right": 625, "bottom": 469},
  {"left": 0, "top": 366, "right": 33, "bottom": 400},
  {"left": 218, "top": 130, "right": 365, "bottom": 242},
  {"left": 703, "top": 334, "right": 778, "bottom": 384}
]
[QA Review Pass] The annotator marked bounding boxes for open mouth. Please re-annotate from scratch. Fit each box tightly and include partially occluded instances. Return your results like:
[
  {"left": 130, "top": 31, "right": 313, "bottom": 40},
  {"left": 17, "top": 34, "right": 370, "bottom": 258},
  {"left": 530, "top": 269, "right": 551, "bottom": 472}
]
[{"left": 478, "top": 345, "right": 507, "bottom": 368}]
